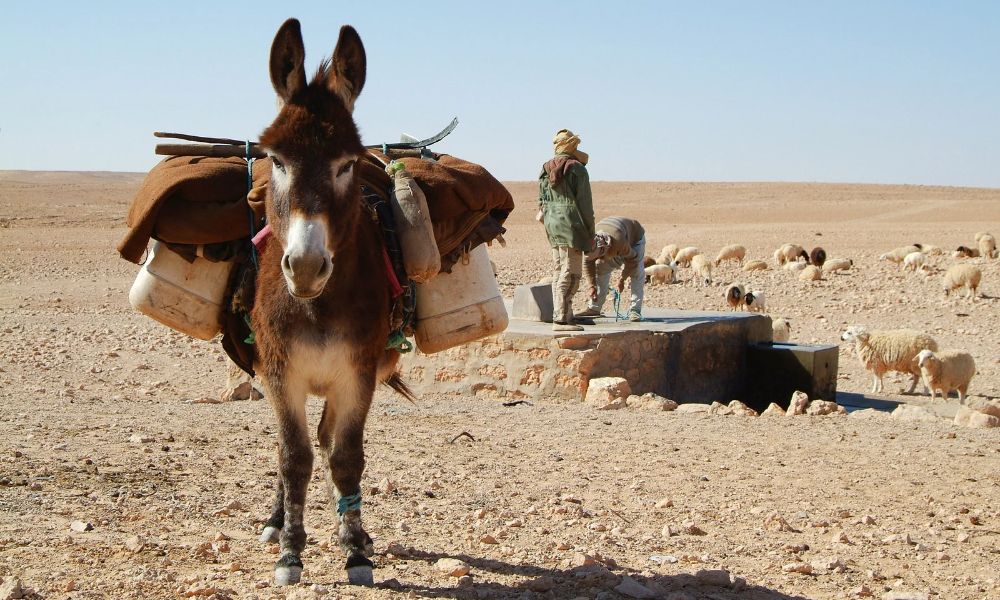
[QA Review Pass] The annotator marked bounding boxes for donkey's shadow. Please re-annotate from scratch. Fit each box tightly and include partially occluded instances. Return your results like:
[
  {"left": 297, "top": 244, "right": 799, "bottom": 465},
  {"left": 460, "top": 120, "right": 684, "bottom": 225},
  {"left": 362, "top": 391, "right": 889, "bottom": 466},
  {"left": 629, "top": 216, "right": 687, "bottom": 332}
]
[{"left": 338, "top": 547, "right": 811, "bottom": 599}]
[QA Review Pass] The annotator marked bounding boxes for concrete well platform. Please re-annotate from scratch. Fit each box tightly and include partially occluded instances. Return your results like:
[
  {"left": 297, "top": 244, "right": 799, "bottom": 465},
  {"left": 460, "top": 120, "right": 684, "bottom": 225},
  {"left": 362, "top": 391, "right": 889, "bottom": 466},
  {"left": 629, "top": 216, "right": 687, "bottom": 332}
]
[{"left": 399, "top": 301, "right": 773, "bottom": 403}]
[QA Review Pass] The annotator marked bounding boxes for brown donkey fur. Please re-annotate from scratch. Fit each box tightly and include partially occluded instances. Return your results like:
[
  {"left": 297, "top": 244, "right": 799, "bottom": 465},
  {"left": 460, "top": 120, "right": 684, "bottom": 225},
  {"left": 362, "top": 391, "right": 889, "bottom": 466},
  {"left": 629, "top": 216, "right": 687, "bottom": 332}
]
[{"left": 252, "top": 18, "right": 410, "bottom": 586}]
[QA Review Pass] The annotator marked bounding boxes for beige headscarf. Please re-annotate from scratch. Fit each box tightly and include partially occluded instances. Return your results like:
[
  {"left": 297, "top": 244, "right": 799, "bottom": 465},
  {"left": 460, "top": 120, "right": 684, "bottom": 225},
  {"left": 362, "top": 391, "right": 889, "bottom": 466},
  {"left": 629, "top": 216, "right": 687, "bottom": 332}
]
[{"left": 553, "top": 129, "right": 589, "bottom": 165}]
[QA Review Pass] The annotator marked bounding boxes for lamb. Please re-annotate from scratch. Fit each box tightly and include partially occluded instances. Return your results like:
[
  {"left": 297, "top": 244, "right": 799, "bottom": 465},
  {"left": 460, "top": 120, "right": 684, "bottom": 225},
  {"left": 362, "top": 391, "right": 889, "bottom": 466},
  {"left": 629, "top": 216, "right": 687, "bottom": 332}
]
[
  {"left": 783, "top": 261, "right": 808, "bottom": 272},
  {"left": 942, "top": 263, "right": 981, "bottom": 299},
  {"left": 921, "top": 244, "right": 943, "bottom": 256},
  {"left": 840, "top": 325, "right": 938, "bottom": 394},
  {"left": 809, "top": 247, "right": 827, "bottom": 267},
  {"left": 724, "top": 283, "right": 745, "bottom": 310},
  {"left": 714, "top": 244, "right": 746, "bottom": 267},
  {"left": 916, "top": 349, "right": 976, "bottom": 403},
  {"left": 643, "top": 256, "right": 657, "bottom": 268},
  {"left": 953, "top": 245, "right": 979, "bottom": 258},
  {"left": 879, "top": 245, "right": 921, "bottom": 264},
  {"left": 771, "top": 317, "right": 790, "bottom": 342},
  {"left": 823, "top": 257, "right": 853, "bottom": 274},
  {"left": 798, "top": 265, "right": 822, "bottom": 281},
  {"left": 902, "top": 251, "right": 926, "bottom": 272},
  {"left": 978, "top": 233, "right": 997, "bottom": 259},
  {"left": 674, "top": 246, "right": 700, "bottom": 267},
  {"left": 644, "top": 264, "right": 676, "bottom": 285},
  {"left": 744, "top": 290, "right": 766, "bottom": 313},
  {"left": 656, "top": 244, "right": 679, "bottom": 265},
  {"left": 689, "top": 254, "right": 713, "bottom": 285},
  {"left": 743, "top": 259, "right": 769, "bottom": 272},
  {"left": 773, "top": 243, "right": 807, "bottom": 265}
]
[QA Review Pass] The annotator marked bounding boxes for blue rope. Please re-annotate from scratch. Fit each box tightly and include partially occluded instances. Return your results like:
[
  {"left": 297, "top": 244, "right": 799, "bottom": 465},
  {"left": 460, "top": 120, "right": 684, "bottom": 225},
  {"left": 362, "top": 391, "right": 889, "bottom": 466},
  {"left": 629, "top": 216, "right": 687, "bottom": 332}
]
[
  {"left": 337, "top": 492, "right": 362, "bottom": 514},
  {"left": 612, "top": 290, "right": 627, "bottom": 322}
]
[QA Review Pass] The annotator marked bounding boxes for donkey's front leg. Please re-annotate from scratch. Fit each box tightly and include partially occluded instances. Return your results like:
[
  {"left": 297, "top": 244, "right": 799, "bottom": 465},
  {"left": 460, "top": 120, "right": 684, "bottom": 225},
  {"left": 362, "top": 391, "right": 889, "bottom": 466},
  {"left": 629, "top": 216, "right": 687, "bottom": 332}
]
[
  {"left": 319, "top": 373, "right": 376, "bottom": 585},
  {"left": 267, "top": 384, "right": 313, "bottom": 586}
]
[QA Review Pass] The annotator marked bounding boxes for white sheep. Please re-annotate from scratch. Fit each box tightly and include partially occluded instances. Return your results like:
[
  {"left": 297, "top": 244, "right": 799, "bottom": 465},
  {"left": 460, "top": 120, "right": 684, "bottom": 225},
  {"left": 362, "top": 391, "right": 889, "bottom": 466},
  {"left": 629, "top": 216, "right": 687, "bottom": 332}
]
[
  {"left": 771, "top": 317, "right": 790, "bottom": 342},
  {"left": 823, "top": 257, "right": 853, "bottom": 274},
  {"left": 978, "top": 233, "right": 997, "bottom": 259},
  {"left": 724, "top": 283, "right": 745, "bottom": 310},
  {"left": 743, "top": 259, "right": 768, "bottom": 272},
  {"left": 879, "top": 245, "right": 921, "bottom": 264},
  {"left": 690, "top": 254, "right": 713, "bottom": 285},
  {"left": 773, "top": 243, "right": 807, "bottom": 266},
  {"left": 644, "top": 264, "right": 676, "bottom": 285},
  {"left": 798, "top": 265, "right": 822, "bottom": 281},
  {"left": 655, "top": 244, "right": 679, "bottom": 265},
  {"left": 974, "top": 232, "right": 989, "bottom": 242},
  {"left": 840, "top": 325, "right": 938, "bottom": 394},
  {"left": 714, "top": 244, "right": 746, "bottom": 267},
  {"left": 902, "top": 251, "right": 926, "bottom": 272},
  {"left": 943, "top": 263, "right": 981, "bottom": 299},
  {"left": 783, "top": 261, "right": 808, "bottom": 272},
  {"left": 921, "top": 244, "right": 943, "bottom": 256},
  {"left": 744, "top": 290, "right": 766, "bottom": 313},
  {"left": 916, "top": 349, "right": 976, "bottom": 403},
  {"left": 674, "top": 246, "right": 700, "bottom": 267}
]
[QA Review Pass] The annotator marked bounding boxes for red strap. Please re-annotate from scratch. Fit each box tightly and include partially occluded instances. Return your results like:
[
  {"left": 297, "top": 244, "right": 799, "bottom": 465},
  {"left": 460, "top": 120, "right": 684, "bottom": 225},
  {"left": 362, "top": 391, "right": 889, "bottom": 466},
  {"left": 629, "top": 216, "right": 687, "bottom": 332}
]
[{"left": 383, "top": 248, "right": 404, "bottom": 298}]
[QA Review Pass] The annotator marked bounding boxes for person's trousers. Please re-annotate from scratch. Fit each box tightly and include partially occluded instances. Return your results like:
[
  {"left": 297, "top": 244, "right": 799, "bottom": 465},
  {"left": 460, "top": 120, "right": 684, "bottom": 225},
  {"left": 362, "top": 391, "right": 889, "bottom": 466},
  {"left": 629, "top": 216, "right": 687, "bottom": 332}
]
[
  {"left": 588, "top": 236, "right": 645, "bottom": 315},
  {"left": 551, "top": 246, "right": 582, "bottom": 323}
]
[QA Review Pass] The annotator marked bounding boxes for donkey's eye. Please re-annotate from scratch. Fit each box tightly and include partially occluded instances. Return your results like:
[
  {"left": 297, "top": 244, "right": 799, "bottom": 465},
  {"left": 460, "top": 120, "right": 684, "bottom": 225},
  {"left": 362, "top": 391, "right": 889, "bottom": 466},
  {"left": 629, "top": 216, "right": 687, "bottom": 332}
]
[
  {"left": 271, "top": 156, "right": 285, "bottom": 172},
  {"left": 337, "top": 159, "right": 356, "bottom": 177}
]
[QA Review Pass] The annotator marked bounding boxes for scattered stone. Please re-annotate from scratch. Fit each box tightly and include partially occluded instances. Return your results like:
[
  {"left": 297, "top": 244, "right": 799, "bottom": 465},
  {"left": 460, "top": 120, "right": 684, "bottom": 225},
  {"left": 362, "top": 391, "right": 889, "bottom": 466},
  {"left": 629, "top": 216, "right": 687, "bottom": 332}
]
[
  {"left": 764, "top": 512, "right": 799, "bottom": 533},
  {"left": 70, "top": 520, "right": 93, "bottom": 533},
  {"left": 782, "top": 562, "right": 813, "bottom": 574},
  {"left": 694, "top": 569, "right": 732, "bottom": 587},
  {"left": 129, "top": 434, "right": 154, "bottom": 444},
  {"left": 654, "top": 498, "right": 673, "bottom": 509},
  {"left": 377, "top": 478, "right": 396, "bottom": 495},
  {"left": 614, "top": 575, "right": 658, "bottom": 599},
  {"left": 0, "top": 577, "right": 22, "bottom": 600},
  {"left": 954, "top": 406, "right": 1000, "bottom": 428},
  {"left": 811, "top": 557, "right": 846, "bottom": 573},
  {"left": 675, "top": 403, "right": 711, "bottom": 414},
  {"left": 849, "top": 408, "right": 889, "bottom": 420},
  {"left": 125, "top": 535, "right": 145, "bottom": 553},
  {"left": 681, "top": 521, "right": 706, "bottom": 535},
  {"left": 831, "top": 530, "right": 851, "bottom": 544},
  {"left": 806, "top": 400, "right": 846, "bottom": 416},
  {"left": 708, "top": 401, "right": 734, "bottom": 416},
  {"left": 851, "top": 584, "right": 873, "bottom": 597},
  {"left": 859, "top": 514, "right": 877, "bottom": 525},
  {"left": 435, "top": 558, "right": 470, "bottom": 577},
  {"left": 597, "top": 397, "right": 628, "bottom": 411},
  {"left": 787, "top": 391, "right": 809, "bottom": 415},
  {"left": 571, "top": 552, "right": 598, "bottom": 567},
  {"left": 649, "top": 555, "right": 678, "bottom": 565},
  {"left": 891, "top": 405, "right": 939, "bottom": 423},
  {"left": 626, "top": 393, "right": 678, "bottom": 411},
  {"left": 783, "top": 542, "right": 809, "bottom": 553},
  {"left": 479, "top": 534, "right": 498, "bottom": 545},
  {"left": 219, "top": 381, "right": 263, "bottom": 402},
  {"left": 727, "top": 400, "right": 758, "bottom": 417},
  {"left": 760, "top": 403, "right": 785, "bottom": 417},
  {"left": 524, "top": 575, "right": 555, "bottom": 592},
  {"left": 585, "top": 377, "right": 632, "bottom": 407}
]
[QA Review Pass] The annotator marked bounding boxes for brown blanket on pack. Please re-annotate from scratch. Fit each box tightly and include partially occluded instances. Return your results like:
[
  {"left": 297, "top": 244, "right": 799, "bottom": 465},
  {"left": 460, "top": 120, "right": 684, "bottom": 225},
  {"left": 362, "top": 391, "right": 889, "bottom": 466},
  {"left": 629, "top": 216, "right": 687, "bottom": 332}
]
[{"left": 118, "top": 152, "right": 514, "bottom": 270}]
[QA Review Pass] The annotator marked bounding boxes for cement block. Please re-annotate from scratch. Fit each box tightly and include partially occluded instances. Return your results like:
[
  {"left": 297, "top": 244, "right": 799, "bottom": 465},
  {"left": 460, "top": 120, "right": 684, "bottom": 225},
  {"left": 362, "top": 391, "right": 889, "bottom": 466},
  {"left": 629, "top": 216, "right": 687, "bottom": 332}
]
[
  {"left": 512, "top": 283, "right": 553, "bottom": 322},
  {"left": 744, "top": 342, "right": 839, "bottom": 411}
]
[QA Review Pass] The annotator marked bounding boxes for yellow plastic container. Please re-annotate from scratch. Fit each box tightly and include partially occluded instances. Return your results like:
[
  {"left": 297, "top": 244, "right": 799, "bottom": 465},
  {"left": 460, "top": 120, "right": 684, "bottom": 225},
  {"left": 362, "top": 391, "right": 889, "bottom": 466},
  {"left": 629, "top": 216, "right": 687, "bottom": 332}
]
[
  {"left": 128, "top": 241, "right": 235, "bottom": 340},
  {"left": 414, "top": 245, "right": 508, "bottom": 354}
]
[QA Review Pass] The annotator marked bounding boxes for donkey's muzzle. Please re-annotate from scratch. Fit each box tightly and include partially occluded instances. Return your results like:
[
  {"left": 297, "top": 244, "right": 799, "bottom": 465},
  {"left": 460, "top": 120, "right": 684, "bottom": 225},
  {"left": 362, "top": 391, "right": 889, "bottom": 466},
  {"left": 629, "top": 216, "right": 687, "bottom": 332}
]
[{"left": 282, "top": 251, "right": 332, "bottom": 298}]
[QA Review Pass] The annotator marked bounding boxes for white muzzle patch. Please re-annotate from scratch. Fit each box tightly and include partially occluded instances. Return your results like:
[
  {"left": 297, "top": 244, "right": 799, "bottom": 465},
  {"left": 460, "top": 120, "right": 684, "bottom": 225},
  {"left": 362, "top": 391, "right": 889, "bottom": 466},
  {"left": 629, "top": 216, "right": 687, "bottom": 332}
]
[{"left": 281, "top": 215, "right": 333, "bottom": 298}]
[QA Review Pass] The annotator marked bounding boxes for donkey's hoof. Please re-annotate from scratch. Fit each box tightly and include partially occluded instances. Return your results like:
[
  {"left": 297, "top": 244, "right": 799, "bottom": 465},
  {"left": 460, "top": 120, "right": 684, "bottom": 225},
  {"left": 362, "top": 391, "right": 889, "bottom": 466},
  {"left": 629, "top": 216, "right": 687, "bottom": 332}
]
[
  {"left": 259, "top": 526, "right": 280, "bottom": 543},
  {"left": 346, "top": 554, "right": 374, "bottom": 586},
  {"left": 274, "top": 554, "right": 303, "bottom": 586}
]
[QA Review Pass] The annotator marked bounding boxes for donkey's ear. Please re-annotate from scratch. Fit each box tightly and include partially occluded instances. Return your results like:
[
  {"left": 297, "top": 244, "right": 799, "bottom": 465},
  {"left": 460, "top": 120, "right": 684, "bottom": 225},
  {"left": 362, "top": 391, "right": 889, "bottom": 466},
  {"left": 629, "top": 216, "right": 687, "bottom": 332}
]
[
  {"left": 326, "top": 25, "right": 366, "bottom": 112},
  {"left": 269, "top": 18, "right": 308, "bottom": 103}
]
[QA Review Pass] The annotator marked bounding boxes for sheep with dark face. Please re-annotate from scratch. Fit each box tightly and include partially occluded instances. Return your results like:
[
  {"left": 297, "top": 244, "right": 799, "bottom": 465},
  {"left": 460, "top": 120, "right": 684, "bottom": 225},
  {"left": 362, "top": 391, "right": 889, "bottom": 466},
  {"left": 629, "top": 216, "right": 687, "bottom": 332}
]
[
  {"left": 724, "top": 283, "right": 745, "bottom": 310},
  {"left": 809, "top": 247, "right": 827, "bottom": 267},
  {"left": 744, "top": 290, "right": 766, "bottom": 313}
]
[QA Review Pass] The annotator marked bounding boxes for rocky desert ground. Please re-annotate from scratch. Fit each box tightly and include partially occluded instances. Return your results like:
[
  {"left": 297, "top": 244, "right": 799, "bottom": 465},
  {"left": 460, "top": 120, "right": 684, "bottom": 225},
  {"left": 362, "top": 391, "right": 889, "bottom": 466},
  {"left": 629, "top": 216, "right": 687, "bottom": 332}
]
[{"left": 1, "top": 171, "right": 999, "bottom": 600}]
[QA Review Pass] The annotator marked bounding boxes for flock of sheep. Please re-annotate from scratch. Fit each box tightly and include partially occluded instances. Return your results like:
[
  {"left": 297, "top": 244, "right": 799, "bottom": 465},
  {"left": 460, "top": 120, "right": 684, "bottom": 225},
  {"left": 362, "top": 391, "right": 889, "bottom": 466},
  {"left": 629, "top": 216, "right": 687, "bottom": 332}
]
[{"left": 640, "top": 231, "right": 997, "bottom": 402}]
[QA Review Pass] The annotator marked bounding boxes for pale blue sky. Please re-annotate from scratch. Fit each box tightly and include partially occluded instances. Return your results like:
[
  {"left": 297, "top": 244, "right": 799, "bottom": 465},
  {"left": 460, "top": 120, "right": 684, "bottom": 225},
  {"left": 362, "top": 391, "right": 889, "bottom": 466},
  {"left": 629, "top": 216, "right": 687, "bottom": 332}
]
[{"left": 2, "top": 2, "right": 998, "bottom": 186}]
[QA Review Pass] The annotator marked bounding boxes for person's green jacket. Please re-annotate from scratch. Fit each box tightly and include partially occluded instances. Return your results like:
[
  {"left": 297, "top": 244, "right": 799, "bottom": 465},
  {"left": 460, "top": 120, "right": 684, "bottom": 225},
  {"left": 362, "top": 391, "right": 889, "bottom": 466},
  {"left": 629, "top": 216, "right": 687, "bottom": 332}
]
[{"left": 538, "top": 155, "right": 595, "bottom": 252}]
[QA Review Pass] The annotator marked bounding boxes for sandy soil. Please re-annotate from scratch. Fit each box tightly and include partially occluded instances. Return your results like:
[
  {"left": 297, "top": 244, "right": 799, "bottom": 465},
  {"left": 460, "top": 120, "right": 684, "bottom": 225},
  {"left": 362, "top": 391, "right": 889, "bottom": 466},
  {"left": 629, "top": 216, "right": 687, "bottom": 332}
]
[{"left": 1, "top": 171, "right": 999, "bottom": 600}]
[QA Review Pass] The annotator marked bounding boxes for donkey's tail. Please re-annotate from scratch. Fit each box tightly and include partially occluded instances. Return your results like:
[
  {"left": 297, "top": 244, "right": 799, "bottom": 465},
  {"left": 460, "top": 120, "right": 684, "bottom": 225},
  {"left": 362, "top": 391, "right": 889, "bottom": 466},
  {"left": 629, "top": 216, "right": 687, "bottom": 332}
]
[{"left": 383, "top": 373, "right": 418, "bottom": 404}]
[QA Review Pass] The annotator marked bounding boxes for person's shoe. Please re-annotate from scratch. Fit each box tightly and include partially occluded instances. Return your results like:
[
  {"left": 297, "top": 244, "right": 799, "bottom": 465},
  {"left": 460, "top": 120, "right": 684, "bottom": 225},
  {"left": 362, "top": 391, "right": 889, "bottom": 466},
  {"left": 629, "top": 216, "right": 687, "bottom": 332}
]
[
  {"left": 628, "top": 310, "right": 642, "bottom": 322},
  {"left": 576, "top": 307, "right": 603, "bottom": 318},
  {"left": 552, "top": 322, "right": 585, "bottom": 332},
  {"left": 570, "top": 316, "right": 595, "bottom": 326}
]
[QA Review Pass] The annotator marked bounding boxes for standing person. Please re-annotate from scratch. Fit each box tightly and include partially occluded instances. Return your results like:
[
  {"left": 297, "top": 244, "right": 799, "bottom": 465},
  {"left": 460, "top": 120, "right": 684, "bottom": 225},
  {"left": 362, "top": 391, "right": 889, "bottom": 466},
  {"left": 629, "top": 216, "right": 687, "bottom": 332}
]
[
  {"left": 538, "top": 129, "right": 595, "bottom": 331},
  {"left": 577, "top": 216, "right": 646, "bottom": 322}
]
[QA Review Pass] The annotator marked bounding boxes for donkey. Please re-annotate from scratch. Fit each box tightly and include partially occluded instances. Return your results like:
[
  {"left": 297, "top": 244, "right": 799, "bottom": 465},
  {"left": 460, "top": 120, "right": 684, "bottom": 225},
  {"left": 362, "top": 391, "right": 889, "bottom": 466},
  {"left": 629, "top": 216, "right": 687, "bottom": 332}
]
[{"left": 252, "top": 19, "right": 412, "bottom": 586}]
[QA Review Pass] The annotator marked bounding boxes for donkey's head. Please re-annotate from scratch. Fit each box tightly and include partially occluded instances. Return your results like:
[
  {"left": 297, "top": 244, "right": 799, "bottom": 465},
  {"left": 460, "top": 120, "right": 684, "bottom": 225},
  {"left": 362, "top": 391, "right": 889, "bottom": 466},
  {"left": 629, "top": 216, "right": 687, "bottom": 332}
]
[{"left": 259, "top": 19, "right": 367, "bottom": 299}]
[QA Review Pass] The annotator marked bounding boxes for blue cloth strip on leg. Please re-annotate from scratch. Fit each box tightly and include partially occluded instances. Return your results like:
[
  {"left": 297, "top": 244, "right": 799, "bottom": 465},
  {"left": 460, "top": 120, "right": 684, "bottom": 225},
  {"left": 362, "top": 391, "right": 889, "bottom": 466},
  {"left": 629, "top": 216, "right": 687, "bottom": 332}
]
[{"left": 337, "top": 492, "right": 362, "bottom": 515}]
